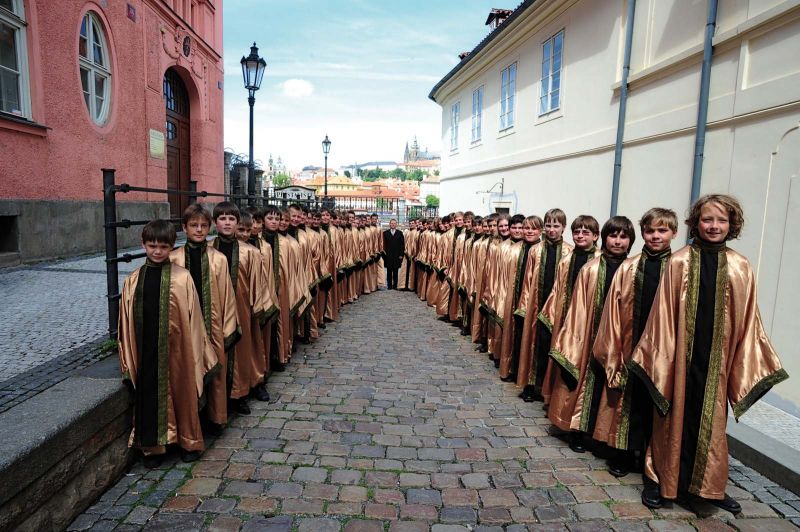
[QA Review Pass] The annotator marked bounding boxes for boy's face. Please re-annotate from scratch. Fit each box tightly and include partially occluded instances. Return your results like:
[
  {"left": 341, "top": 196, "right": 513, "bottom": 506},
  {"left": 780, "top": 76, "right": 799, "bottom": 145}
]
[
  {"left": 524, "top": 225, "right": 542, "bottom": 243},
  {"left": 572, "top": 226, "right": 598, "bottom": 250},
  {"left": 510, "top": 222, "right": 524, "bottom": 240},
  {"left": 642, "top": 223, "right": 676, "bottom": 253},
  {"left": 454, "top": 215, "right": 464, "bottom": 228},
  {"left": 544, "top": 219, "right": 565, "bottom": 241},
  {"left": 250, "top": 218, "right": 263, "bottom": 235},
  {"left": 371, "top": 215, "right": 378, "bottom": 225},
  {"left": 236, "top": 224, "right": 251, "bottom": 242},
  {"left": 488, "top": 220, "right": 497, "bottom": 235},
  {"left": 215, "top": 214, "right": 238, "bottom": 237},
  {"left": 279, "top": 215, "right": 290, "bottom": 231},
  {"left": 321, "top": 211, "right": 331, "bottom": 224},
  {"left": 473, "top": 224, "right": 482, "bottom": 235},
  {"left": 497, "top": 219, "right": 510, "bottom": 237},
  {"left": 289, "top": 208, "right": 302, "bottom": 226},
  {"left": 311, "top": 216, "right": 321, "bottom": 228},
  {"left": 697, "top": 202, "right": 730, "bottom": 242},
  {"left": 183, "top": 215, "right": 210, "bottom": 244},
  {"left": 143, "top": 240, "right": 172, "bottom": 263},
  {"left": 604, "top": 230, "right": 631, "bottom": 255},
  {"left": 264, "top": 213, "right": 280, "bottom": 232}
]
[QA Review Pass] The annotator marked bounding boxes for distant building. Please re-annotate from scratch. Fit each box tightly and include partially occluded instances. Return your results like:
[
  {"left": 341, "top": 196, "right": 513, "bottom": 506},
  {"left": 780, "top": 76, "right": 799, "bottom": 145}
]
[
  {"left": 419, "top": 175, "right": 440, "bottom": 201},
  {"left": 403, "top": 137, "right": 440, "bottom": 164}
]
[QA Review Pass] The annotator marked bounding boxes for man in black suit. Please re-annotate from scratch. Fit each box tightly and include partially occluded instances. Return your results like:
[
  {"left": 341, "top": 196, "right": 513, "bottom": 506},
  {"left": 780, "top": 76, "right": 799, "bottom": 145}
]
[{"left": 383, "top": 218, "right": 405, "bottom": 290}]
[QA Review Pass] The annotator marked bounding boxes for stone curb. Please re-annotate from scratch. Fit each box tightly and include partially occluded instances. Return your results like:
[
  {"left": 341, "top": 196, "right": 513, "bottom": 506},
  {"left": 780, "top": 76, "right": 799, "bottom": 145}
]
[{"left": 727, "top": 420, "right": 800, "bottom": 495}]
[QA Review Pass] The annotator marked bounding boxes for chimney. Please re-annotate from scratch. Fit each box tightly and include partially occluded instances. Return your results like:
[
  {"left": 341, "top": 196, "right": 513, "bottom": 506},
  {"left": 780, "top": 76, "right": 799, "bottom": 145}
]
[
  {"left": 485, "top": 8, "right": 513, "bottom": 30},
  {"left": 458, "top": 51, "right": 470, "bottom": 60}
]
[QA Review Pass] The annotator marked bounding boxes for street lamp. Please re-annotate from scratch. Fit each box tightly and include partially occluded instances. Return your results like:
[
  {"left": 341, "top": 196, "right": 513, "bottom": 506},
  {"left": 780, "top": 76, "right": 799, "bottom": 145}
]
[
  {"left": 322, "top": 135, "right": 332, "bottom": 198},
  {"left": 241, "top": 42, "right": 267, "bottom": 203}
]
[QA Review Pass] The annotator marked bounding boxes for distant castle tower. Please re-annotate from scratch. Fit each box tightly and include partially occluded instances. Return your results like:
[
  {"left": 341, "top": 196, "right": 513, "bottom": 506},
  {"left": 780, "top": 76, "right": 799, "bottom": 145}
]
[{"left": 404, "top": 136, "right": 422, "bottom": 164}]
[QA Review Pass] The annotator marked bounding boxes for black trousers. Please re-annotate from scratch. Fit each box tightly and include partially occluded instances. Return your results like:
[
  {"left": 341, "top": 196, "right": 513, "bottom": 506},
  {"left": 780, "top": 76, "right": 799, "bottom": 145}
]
[{"left": 386, "top": 267, "right": 399, "bottom": 289}]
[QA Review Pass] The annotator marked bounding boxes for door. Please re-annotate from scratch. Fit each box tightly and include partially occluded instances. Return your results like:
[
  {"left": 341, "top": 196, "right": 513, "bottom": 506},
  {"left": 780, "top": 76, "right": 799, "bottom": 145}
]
[{"left": 164, "top": 69, "right": 190, "bottom": 217}]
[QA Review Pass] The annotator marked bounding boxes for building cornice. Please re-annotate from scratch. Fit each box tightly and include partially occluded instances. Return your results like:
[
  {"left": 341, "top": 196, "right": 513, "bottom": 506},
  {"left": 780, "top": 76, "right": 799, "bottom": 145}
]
[{"left": 146, "top": 0, "right": 222, "bottom": 60}]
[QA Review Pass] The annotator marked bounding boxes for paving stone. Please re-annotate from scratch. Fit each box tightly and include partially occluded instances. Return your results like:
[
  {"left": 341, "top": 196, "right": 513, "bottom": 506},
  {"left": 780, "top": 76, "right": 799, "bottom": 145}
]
[
  {"left": 178, "top": 477, "right": 221, "bottom": 496},
  {"left": 461, "top": 473, "right": 491, "bottom": 489},
  {"left": 610, "top": 502, "right": 653, "bottom": 520},
  {"left": 401, "top": 503, "right": 440, "bottom": 520},
  {"left": 388, "top": 522, "right": 430, "bottom": 532},
  {"left": 303, "top": 482, "right": 340, "bottom": 500},
  {"left": 297, "top": 517, "right": 341, "bottom": 532},
  {"left": 478, "top": 507, "right": 512, "bottom": 524},
  {"left": 293, "top": 466, "right": 329, "bottom": 483},
  {"left": 241, "top": 516, "right": 293, "bottom": 532},
  {"left": 648, "top": 520, "right": 695, "bottom": 532},
  {"left": 237, "top": 497, "right": 279, "bottom": 514},
  {"left": 573, "top": 502, "right": 613, "bottom": 520},
  {"left": 124, "top": 505, "right": 156, "bottom": 525},
  {"left": 208, "top": 516, "right": 242, "bottom": 532},
  {"left": 535, "top": 505, "right": 572, "bottom": 522},
  {"left": 365, "top": 503, "right": 398, "bottom": 520},
  {"left": 343, "top": 520, "right": 385, "bottom": 532},
  {"left": 440, "top": 506, "right": 478, "bottom": 524},
  {"left": 332, "top": 469, "right": 363, "bottom": 485},
  {"left": 407, "top": 488, "right": 443, "bottom": 506},
  {"left": 400, "top": 473, "right": 431, "bottom": 487}
]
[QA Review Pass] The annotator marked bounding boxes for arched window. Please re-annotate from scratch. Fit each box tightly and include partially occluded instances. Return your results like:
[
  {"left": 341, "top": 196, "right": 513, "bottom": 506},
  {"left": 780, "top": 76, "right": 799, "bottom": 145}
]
[{"left": 78, "top": 11, "right": 111, "bottom": 125}]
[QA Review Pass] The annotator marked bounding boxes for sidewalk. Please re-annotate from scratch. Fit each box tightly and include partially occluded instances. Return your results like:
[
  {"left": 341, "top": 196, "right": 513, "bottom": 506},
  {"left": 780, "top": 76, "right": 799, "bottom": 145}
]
[{"left": 69, "top": 290, "right": 800, "bottom": 531}]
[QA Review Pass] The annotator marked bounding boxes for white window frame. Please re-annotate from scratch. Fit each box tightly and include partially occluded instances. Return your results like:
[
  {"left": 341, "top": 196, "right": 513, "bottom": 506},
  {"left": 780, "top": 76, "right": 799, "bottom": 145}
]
[
  {"left": 471, "top": 85, "right": 483, "bottom": 144},
  {"left": 450, "top": 101, "right": 460, "bottom": 152},
  {"left": 0, "top": 0, "right": 31, "bottom": 118},
  {"left": 499, "top": 62, "right": 516, "bottom": 131},
  {"left": 539, "top": 30, "right": 564, "bottom": 117},
  {"left": 79, "top": 11, "right": 112, "bottom": 126}
]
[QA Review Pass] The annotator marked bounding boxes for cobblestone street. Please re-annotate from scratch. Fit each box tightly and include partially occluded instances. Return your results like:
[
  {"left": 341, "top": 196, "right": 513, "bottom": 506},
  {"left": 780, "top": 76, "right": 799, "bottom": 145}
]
[{"left": 69, "top": 289, "right": 799, "bottom": 532}]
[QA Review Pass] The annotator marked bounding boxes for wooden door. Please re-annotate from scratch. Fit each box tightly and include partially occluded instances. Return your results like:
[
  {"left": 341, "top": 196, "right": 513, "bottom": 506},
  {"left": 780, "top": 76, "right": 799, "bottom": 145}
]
[{"left": 164, "top": 69, "right": 190, "bottom": 217}]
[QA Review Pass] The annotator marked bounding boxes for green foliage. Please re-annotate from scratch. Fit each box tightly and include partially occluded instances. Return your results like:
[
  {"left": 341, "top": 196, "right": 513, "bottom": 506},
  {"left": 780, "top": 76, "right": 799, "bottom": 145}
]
[
  {"left": 100, "top": 338, "right": 118, "bottom": 353},
  {"left": 362, "top": 168, "right": 387, "bottom": 182},
  {"left": 425, "top": 194, "right": 440, "bottom": 208},
  {"left": 408, "top": 169, "right": 425, "bottom": 181},
  {"left": 272, "top": 173, "right": 292, "bottom": 187},
  {"left": 344, "top": 170, "right": 351, "bottom": 178}
]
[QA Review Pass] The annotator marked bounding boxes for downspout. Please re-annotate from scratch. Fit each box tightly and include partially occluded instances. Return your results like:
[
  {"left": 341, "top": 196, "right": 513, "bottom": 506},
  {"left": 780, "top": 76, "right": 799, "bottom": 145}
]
[
  {"left": 690, "top": 0, "right": 719, "bottom": 207},
  {"left": 609, "top": 0, "right": 637, "bottom": 217}
]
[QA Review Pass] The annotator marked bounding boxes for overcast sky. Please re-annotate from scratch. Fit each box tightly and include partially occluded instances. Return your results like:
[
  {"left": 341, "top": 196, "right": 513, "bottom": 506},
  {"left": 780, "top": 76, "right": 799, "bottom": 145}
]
[{"left": 222, "top": 0, "right": 501, "bottom": 171}]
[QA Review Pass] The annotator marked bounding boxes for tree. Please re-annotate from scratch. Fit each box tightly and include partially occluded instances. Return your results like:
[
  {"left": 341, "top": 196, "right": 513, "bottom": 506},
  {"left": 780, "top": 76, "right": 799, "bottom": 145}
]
[
  {"left": 344, "top": 170, "right": 351, "bottom": 178},
  {"left": 408, "top": 169, "right": 425, "bottom": 181},
  {"left": 425, "top": 194, "right": 440, "bottom": 208},
  {"left": 362, "top": 168, "right": 386, "bottom": 182},
  {"left": 389, "top": 168, "right": 407, "bottom": 181},
  {"left": 272, "top": 173, "right": 291, "bottom": 187}
]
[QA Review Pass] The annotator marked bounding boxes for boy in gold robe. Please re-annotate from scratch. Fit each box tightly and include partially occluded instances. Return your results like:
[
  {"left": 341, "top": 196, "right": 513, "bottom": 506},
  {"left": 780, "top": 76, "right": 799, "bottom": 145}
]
[
  {"left": 481, "top": 214, "right": 511, "bottom": 366},
  {"left": 538, "top": 216, "right": 601, "bottom": 405},
  {"left": 118, "top": 220, "right": 217, "bottom": 466},
  {"left": 170, "top": 204, "right": 239, "bottom": 433},
  {"left": 546, "top": 216, "right": 634, "bottom": 453},
  {"left": 630, "top": 195, "right": 787, "bottom": 511},
  {"left": 212, "top": 204, "right": 272, "bottom": 416},
  {"left": 517, "top": 209, "right": 573, "bottom": 399},
  {"left": 471, "top": 216, "right": 496, "bottom": 350},
  {"left": 592, "top": 208, "right": 677, "bottom": 479}
]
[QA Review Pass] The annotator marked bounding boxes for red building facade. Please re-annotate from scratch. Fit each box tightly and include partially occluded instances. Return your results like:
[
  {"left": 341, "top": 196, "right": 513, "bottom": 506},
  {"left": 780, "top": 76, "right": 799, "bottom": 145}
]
[{"left": 0, "top": 0, "right": 224, "bottom": 263}]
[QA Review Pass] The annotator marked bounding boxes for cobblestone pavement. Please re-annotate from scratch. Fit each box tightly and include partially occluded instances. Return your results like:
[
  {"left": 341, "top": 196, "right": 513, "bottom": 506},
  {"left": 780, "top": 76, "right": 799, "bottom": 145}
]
[
  {"left": 69, "top": 290, "right": 800, "bottom": 532},
  {"left": 0, "top": 251, "right": 142, "bottom": 383}
]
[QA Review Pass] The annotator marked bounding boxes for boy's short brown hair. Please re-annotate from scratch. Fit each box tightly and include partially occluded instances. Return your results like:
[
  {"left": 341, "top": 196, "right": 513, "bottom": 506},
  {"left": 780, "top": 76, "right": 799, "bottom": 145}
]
[
  {"left": 545, "top": 208, "right": 567, "bottom": 226},
  {"left": 639, "top": 207, "right": 678, "bottom": 233},
  {"left": 239, "top": 211, "right": 253, "bottom": 227},
  {"left": 524, "top": 215, "right": 544, "bottom": 229},
  {"left": 571, "top": 215, "right": 599, "bottom": 235},
  {"left": 142, "top": 219, "right": 176, "bottom": 246},
  {"left": 601, "top": 216, "right": 636, "bottom": 248},
  {"left": 212, "top": 201, "right": 240, "bottom": 221},
  {"left": 685, "top": 194, "right": 744, "bottom": 240},
  {"left": 182, "top": 203, "right": 212, "bottom": 226}
]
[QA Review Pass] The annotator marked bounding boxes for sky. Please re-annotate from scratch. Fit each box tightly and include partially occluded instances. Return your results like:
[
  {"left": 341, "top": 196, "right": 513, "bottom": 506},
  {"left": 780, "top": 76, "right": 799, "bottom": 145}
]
[{"left": 222, "top": 0, "right": 503, "bottom": 172}]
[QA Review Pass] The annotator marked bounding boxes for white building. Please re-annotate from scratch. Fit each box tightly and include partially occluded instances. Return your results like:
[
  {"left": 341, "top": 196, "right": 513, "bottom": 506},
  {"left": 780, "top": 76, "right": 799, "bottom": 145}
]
[
  {"left": 419, "top": 174, "right": 441, "bottom": 201},
  {"left": 430, "top": 0, "right": 800, "bottom": 414}
]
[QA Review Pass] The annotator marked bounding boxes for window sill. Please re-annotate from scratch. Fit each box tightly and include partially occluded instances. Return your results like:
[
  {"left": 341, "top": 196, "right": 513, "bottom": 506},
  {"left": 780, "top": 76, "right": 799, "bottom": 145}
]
[
  {"left": 497, "top": 128, "right": 515, "bottom": 139},
  {"left": 536, "top": 109, "right": 562, "bottom": 125},
  {"left": 449, "top": 149, "right": 460, "bottom": 156},
  {"left": 0, "top": 112, "right": 49, "bottom": 137},
  {"left": 469, "top": 141, "right": 483, "bottom": 149}
]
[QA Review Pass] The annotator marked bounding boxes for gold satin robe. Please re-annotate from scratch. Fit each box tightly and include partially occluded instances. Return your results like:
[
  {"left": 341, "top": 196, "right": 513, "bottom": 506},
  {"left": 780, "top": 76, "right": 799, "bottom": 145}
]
[
  {"left": 469, "top": 236, "right": 492, "bottom": 343},
  {"left": 118, "top": 263, "right": 217, "bottom": 453},
  {"left": 397, "top": 228, "right": 411, "bottom": 290},
  {"left": 547, "top": 256, "right": 619, "bottom": 433},
  {"left": 515, "top": 240, "right": 573, "bottom": 388},
  {"left": 249, "top": 236, "right": 281, "bottom": 377},
  {"left": 480, "top": 236, "right": 506, "bottom": 358},
  {"left": 169, "top": 245, "right": 239, "bottom": 425},
  {"left": 212, "top": 239, "right": 272, "bottom": 399},
  {"left": 436, "top": 227, "right": 457, "bottom": 316},
  {"left": 630, "top": 244, "right": 788, "bottom": 500},
  {"left": 447, "top": 229, "right": 468, "bottom": 320},
  {"left": 539, "top": 247, "right": 602, "bottom": 403}
]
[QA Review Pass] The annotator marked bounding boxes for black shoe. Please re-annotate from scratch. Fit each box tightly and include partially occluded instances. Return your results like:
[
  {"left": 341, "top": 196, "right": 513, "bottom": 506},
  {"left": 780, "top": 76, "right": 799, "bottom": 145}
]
[
  {"left": 519, "top": 385, "right": 535, "bottom": 402},
  {"left": 460, "top": 329, "right": 469, "bottom": 336},
  {"left": 181, "top": 450, "right": 201, "bottom": 463},
  {"left": 500, "top": 374, "right": 516, "bottom": 382},
  {"left": 437, "top": 316, "right": 450, "bottom": 322},
  {"left": 230, "top": 398, "right": 251, "bottom": 415},
  {"left": 493, "top": 358, "right": 500, "bottom": 369},
  {"left": 608, "top": 459, "right": 630, "bottom": 478},
  {"left": 252, "top": 383, "right": 270, "bottom": 402},
  {"left": 568, "top": 433, "right": 585, "bottom": 453},
  {"left": 324, "top": 317, "right": 334, "bottom": 323},
  {"left": 706, "top": 494, "right": 741, "bottom": 514},
  {"left": 641, "top": 478, "right": 663, "bottom": 509},
  {"left": 207, "top": 422, "right": 224, "bottom": 437},
  {"left": 299, "top": 336, "right": 310, "bottom": 345},
  {"left": 142, "top": 455, "right": 163, "bottom": 469},
  {"left": 477, "top": 345, "right": 488, "bottom": 353},
  {"left": 318, "top": 322, "right": 326, "bottom": 330},
  {"left": 271, "top": 361, "right": 286, "bottom": 372}
]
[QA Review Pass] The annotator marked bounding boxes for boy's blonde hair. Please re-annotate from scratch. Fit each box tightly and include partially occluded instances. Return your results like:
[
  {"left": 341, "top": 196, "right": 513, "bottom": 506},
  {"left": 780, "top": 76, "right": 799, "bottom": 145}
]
[
  {"left": 639, "top": 207, "right": 678, "bottom": 233},
  {"left": 685, "top": 194, "right": 744, "bottom": 241}
]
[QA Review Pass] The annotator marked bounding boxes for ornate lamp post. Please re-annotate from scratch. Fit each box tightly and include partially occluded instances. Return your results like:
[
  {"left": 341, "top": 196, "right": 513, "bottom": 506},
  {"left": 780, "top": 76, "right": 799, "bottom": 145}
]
[
  {"left": 322, "top": 135, "right": 332, "bottom": 198},
  {"left": 241, "top": 43, "right": 267, "bottom": 203}
]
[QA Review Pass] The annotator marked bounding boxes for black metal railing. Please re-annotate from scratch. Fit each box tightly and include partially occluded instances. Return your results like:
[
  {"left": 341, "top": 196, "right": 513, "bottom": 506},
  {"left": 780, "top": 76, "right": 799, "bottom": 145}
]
[{"left": 103, "top": 168, "right": 438, "bottom": 338}]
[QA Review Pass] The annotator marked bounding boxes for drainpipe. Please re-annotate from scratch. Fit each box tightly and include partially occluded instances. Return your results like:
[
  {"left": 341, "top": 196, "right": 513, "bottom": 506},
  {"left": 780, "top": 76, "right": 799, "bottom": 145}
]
[
  {"left": 689, "top": 0, "right": 719, "bottom": 207},
  {"left": 610, "top": 0, "right": 637, "bottom": 217}
]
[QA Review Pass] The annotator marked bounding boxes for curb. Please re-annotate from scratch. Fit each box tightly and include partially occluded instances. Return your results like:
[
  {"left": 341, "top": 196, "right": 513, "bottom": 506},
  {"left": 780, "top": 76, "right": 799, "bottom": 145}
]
[{"left": 727, "top": 421, "right": 800, "bottom": 495}]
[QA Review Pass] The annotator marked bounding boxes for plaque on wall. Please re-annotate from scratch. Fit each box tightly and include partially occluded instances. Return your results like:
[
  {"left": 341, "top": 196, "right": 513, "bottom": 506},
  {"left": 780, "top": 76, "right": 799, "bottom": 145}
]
[{"left": 149, "top": 129, "right": 165, "bottom": 159}]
